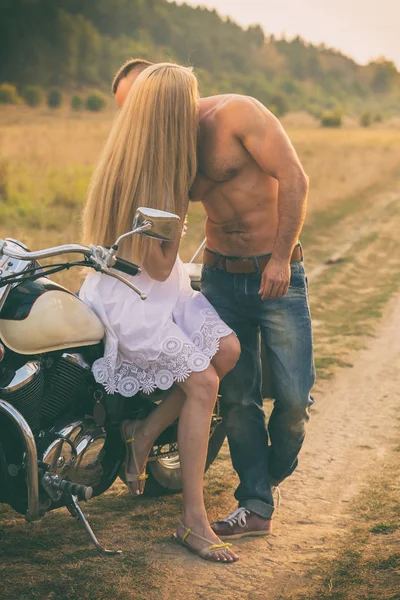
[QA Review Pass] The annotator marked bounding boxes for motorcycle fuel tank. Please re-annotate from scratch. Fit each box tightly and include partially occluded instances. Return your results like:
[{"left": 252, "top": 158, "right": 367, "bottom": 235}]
[{"left": 0, "top": 278, "right": 104, "bottom": 355}]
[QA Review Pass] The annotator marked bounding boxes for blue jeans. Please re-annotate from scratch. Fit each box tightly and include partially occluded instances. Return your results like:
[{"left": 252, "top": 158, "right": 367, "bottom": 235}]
[{"left": 201, "top": 254, "right": 315, "bottom": 519}]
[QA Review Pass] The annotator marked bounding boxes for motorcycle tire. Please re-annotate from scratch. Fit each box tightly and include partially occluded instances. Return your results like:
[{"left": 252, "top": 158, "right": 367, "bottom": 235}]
[{"left": 143, "top": 420, "right": 226, "bottom": 497}]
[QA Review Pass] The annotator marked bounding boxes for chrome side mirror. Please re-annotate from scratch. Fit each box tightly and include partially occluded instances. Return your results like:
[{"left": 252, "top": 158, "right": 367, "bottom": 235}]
[
  {"left": 108, "top": 207, "right": 181, "bottom": 265},
  {"left": 132, "top": 207, "right": 181, "bottom": 242}
]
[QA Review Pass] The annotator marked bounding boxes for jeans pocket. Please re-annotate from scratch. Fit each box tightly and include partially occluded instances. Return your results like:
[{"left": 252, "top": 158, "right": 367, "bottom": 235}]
[{"left": 289, "top": 263, "right": 306, "bottom": 290}]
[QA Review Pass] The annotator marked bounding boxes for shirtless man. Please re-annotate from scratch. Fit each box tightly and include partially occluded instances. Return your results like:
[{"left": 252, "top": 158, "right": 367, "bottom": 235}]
[{"left": 113, "top": 59, "right": 315, "bottom": 539}]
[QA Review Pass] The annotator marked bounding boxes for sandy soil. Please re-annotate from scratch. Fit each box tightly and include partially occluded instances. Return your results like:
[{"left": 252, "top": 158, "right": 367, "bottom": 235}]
[{"left": 147, "top": 294, "right": 400, "bottom": 600}]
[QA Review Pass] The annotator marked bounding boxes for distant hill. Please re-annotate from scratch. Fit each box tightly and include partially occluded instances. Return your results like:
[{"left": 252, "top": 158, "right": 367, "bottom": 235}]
[{"left": 1, "top": 0, "right": 399, "bottom": 115}]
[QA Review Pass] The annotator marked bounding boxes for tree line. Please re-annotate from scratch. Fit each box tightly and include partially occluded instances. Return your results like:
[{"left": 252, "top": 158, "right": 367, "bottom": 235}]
[{"left": 1, "top": 0, "right": 399, "bottom": 115}]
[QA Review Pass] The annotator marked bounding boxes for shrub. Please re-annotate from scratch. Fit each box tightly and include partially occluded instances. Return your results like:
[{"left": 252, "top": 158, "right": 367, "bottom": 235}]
[
  {"left": 0, "top": 159, "right": 9, "bottom": 202},
  {"left": 360, "top": 112, "right": 372, "bottom": 127},
  {"left": 22, "top": 85, "right": 43, "bottom": 107},
  {"left": 86, "top": 92, "right": 106, "bottom": 112},
  {"left": 71, "top": 94, "right": 83, "bottom": 111},
  {"left": 374, "top": 113, "right": 383, "bottom": 123},
  {"left": 0, "top": 83, "right": 20, "bottom": 104},
  {"left": 270, "top": 94, "right": 289, "bottom": 117},
  {"left": 320, "top": 110, "right": 343, "bottom": 128},
  {"left": 47, "top": 88, "right": 62, "bottom": 109},
  {"left": 305, "top": 105, "right": 322, "bottom": 120}
]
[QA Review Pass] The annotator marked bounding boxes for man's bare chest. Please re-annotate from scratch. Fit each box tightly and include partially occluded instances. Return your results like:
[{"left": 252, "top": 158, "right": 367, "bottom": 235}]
[{"left": 191, "top": 134, "right": 246, "bottom": 200}]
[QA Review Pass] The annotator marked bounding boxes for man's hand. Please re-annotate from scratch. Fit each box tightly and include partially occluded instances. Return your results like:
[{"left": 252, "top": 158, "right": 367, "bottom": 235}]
[{"left": 258, "top": 258, "right": 291, "bottom": 300}]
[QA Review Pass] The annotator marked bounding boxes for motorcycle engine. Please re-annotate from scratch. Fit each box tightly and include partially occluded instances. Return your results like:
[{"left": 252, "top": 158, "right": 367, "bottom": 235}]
[
  {"left": 40, "top": 353, "right": 92, "bottom": 426},
  {"left": 0, "top": 353, "right": 92, "bottom": 435},
  {"left": 38, "top": 353, "right": 108, "bottom": 490},
  {"left": 0, "top": 351, "right": 109, "bottom": 495},
  {"left": 0, "top": 360, "right": 44, "bottom": 434}
]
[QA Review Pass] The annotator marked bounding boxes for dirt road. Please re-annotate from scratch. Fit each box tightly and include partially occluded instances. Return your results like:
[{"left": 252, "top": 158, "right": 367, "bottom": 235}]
[{"left": 150, "top": 294, "right": 400, "bottom": 600}]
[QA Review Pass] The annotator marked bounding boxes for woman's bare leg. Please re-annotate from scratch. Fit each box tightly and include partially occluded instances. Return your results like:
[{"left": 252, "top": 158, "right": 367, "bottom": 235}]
[
  {"left": 122, "top": 385, "right": 185, "bottom": 494},
  {"left": 211, "top": 333, "right": 240, "bottom": 379},
  {"left": 175, "top": 366, "right": 239, "bottom": 562},
  {"left": 123, "top": 333, "right": 240, "bottom": 494}
]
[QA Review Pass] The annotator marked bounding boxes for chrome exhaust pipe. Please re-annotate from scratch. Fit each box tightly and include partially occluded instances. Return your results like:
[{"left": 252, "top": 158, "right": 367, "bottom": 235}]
[{"left": 0, "top": 399, "right": 40, "bottom": 521}]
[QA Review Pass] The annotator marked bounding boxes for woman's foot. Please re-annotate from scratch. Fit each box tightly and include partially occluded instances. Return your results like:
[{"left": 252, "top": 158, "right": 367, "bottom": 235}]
[
  {"left": 176, "top": 517, "right": 239, "bottom": 563},
  {"left": 120, "top": 420, "right": 153, "bottom": 496}
]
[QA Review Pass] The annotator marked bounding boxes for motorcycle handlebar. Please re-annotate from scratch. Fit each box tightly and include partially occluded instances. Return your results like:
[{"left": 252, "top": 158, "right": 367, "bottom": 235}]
[
  {"left": 0, "top": 238, "right": 145, "bottom": 298},
  {"left": 114, "top": 257, "right": 140, "bottom": 277},
  {"left": 1, "top": 240, "right": 139, "bottom": 278},
  {"left": 1, "top": 241, "right": 92, "bottom": 262}
]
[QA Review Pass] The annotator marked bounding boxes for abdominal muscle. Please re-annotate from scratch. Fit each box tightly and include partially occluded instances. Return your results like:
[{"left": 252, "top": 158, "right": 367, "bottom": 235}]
[{"left": 200, "top": 171, "right": 279, "bottom": 257}]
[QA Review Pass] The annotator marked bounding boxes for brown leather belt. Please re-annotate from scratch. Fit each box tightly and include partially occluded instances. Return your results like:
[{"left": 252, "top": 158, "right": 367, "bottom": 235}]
[{"left": 203, "top": 244, "right": 303, "bottom": 274}]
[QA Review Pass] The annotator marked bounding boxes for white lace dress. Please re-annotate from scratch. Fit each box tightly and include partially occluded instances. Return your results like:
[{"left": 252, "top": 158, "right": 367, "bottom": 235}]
[{"left": 79, "top": 257, "right": 232, "bottom": 397}]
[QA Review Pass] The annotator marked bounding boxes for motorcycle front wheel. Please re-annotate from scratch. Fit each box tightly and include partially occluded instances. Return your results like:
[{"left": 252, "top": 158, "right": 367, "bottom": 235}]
[{"left": 143, "top": 420, "right": 226, "bottom": 497}]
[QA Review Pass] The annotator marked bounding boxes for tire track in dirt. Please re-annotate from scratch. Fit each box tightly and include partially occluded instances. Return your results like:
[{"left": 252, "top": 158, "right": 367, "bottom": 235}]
[{"left": 306, "top": 183, "right": 400, "bottom": 281}]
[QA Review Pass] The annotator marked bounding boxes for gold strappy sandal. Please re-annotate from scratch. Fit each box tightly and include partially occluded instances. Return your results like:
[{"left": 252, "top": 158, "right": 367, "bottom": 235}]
[
  {"left": 120, "top": 420, "right": 148, "bottom": 496},
  {"left": 173, "top": 519, "right": 238, "bottom": 563}
]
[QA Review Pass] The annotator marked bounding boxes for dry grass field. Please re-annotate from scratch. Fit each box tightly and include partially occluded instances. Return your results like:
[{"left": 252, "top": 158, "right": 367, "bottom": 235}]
[
  {"left": 1, "top": 106, "right": 400, "bottom": 599},
  {"left": 1, "top": 104, "right": 400, "bottom": 272}
]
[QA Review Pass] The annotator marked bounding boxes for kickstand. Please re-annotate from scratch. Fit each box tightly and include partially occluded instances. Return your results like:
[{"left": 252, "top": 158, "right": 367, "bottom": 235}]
[{"left": 66, "top": 495, "right": 122, "bottom": 557}]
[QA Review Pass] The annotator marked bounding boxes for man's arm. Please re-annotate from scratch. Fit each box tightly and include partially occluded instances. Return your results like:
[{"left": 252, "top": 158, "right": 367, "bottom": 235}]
[{"left": 233, "top": 96, "right": 309, "bottom": 299}]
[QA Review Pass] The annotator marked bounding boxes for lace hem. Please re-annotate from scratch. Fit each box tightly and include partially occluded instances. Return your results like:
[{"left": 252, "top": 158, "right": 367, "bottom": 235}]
[{"left": 92, "top": 308, "right": 231, "bottom": 397}]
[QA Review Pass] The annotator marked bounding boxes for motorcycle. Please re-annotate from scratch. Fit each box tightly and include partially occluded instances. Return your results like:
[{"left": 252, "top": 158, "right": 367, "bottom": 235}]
[{"left": 0, "top": 207, "right": 226, "bottom": 556}]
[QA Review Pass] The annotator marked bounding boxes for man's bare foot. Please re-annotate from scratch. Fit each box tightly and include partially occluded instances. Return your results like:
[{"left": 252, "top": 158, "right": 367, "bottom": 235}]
[
  {"left": 176, "top": 517, "right": 239, "bottom": 563},
  {"left": 120, "top": 420, "right": 153, "bottom": 496}
]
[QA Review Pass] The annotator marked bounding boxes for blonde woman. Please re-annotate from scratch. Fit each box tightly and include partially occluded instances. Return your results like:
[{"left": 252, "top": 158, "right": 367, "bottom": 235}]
[{"left": 80, "top": 64, "right": 240, "bottom": 563}]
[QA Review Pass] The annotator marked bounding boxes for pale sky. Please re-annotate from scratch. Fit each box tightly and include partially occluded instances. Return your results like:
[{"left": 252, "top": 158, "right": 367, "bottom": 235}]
[{"left": 177, "top": 0, "right": 400, "bottom": 69}]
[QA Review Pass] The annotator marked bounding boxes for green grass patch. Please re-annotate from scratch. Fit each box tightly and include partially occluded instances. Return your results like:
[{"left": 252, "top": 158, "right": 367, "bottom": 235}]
[
  {"left": 372, "top": 555, "right": 400, "bottom": 571},
  {"left": 0, "top": 161, "right": 92, "bottom": 233},
  {"left": 370, "top": 523, "right": 399, "bottom": 535}
]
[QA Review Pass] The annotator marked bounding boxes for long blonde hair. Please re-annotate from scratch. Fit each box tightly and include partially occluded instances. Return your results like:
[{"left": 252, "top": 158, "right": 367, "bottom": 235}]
[{"left": 82, "top": 63, "right": 198, "bottom": 263}]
